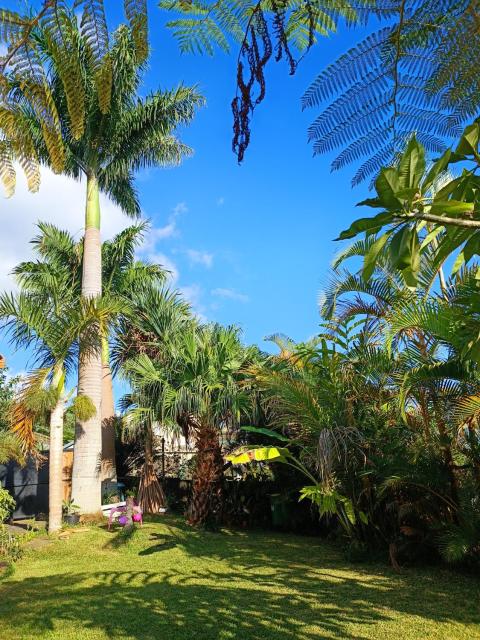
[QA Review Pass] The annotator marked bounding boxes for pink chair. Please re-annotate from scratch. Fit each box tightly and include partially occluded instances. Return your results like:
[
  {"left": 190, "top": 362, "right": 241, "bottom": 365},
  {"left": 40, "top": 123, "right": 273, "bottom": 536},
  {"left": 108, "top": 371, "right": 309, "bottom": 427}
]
[{"left": 108, "top": 501, "right": 143, "bottom": 530}]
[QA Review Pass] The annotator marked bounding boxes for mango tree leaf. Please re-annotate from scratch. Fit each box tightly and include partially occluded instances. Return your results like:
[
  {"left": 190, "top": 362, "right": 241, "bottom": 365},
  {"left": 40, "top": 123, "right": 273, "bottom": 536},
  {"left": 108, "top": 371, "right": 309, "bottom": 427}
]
[
  {"left": 398, "top": 136, "right": 425, "bottom": 190},
  {"left": 336, "top": 211, "right": 394, "bottom": 241},
  {"left": 430, "top": 200, "right": 474, "bottom": 215},
  {"left": 394, "top": 187, "right": 418, "bottom": 201},
  {"left": 362, "top": 232, "right": 391, "bottom": 282},
  {"left": 375, "top": 167, "right": 402, "bottom": 209},
  {"left": 390, "top": 226, "right": 413, "bottom": 270},
  {"left": 422, "top": 148, "right": 452, "bottom": 193},
  {"left": 451, "top": 251, "right": 465, "bottom": 275},
  {"left": 420, "top": 225, "right": 444, "bottom": 250},
  {"left": 356, "top": 197, "right": 381, "bottom": 208},
  {"left": 463, "top": 232, "right": 480, "bottom": 263},
  {"left": 456, "top": 122, "right": 480, "bottom": 156}
]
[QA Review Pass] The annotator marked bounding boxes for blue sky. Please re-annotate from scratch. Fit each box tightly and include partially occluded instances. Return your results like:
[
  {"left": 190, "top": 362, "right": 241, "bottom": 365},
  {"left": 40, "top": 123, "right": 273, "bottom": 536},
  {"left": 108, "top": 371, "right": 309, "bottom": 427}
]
[{"left": 1, "top": 1, "right": 372, "bottom": 377}]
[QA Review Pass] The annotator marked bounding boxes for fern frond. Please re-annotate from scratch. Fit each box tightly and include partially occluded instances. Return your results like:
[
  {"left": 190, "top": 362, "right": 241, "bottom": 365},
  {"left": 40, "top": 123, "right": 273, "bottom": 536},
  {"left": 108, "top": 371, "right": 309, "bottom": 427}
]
[
  {"left": 124, "top": 0, "right": 149, "bottom": 62},
  {"left": 302, "top": 1, "right": 469, "bottom": 185},
  {"left": 75, "top": 0, "right": 112, "bottom": 113},
  {"left": 0, "top": 140, "right": 15, "bottom": 196}
]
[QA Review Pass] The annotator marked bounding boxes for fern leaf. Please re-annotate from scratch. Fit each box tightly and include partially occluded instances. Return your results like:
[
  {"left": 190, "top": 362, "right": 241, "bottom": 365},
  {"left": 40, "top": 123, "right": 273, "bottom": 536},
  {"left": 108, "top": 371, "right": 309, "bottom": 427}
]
[
  {"left": 42, "top": 5, "right": 86, "bottom": 139},
  {"left": 0, "top": 140, "right": 15, "bottom": 197},
  {"left": 124, "top": 0, "right": 149, "bottom": 62},
  {"left": 75, "top": 0, "right": 112, "bottom": 113}
]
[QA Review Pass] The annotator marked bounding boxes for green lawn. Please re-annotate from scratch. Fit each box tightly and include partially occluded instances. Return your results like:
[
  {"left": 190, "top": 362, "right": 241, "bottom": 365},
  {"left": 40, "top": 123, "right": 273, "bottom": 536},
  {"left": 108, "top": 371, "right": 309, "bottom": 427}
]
[{"left": 0, "top": 516, "right": 478, "bottom": 640}]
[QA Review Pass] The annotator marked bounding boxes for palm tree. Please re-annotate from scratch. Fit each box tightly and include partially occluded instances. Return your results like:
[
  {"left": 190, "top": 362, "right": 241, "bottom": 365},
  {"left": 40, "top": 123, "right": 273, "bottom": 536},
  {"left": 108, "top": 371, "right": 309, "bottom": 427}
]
[
  {"left": 14, "top": 222, "right": 167, "bottom": 490},
  {"left": 123, "top": 321, "right": 256, "bottom": 527},
  {"left": 114, "top": 287, "right": 193, "bottom": 515},
  {"left": 0, "top": 290, "right": 106, "bottom": 532},
  {"left": 0, "top": 8, "right": 203, "bottom": 512}
]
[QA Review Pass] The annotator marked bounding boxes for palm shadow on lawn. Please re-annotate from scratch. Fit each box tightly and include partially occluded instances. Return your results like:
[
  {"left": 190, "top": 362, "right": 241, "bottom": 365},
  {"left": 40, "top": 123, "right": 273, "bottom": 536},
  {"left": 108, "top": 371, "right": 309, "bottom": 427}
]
[{"left": 0, "top": 520, "right": 479, "bottom": 640}]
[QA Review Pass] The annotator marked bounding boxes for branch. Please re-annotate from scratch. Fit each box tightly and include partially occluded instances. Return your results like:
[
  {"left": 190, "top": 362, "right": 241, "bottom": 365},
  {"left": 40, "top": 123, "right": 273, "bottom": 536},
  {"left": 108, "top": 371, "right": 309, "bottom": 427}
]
[
  {"left": 0, "top": 0, "right": 56, "bottom": 72},
  {"left": 412, "top": 212, "right": 480, "bottom": 229},
  {"left": 390, "top": 0, "right": 406, "bottom": 151}
]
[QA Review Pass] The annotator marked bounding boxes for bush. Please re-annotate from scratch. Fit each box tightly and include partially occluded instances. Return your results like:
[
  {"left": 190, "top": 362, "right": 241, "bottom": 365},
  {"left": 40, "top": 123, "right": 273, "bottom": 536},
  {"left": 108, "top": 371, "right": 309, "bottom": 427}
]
[
  {"left": 0, "top": 525, "right": 21, "bottom": 562},
  {"left": 0, "top": 488, "right": 15, "bottom": 524}
]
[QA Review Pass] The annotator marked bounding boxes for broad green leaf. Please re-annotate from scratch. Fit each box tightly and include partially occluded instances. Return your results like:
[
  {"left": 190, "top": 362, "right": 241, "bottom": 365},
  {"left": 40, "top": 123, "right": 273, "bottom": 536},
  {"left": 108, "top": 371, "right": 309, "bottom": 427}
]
[
  {"left": 462, "top": 232, "right": 480, "bottom": 264},
  {"left": 358, "top": 511, "right": 368, "bottom": 525},
  {"left": 420, "top": 225, "right": 444, "bottom": 250},
  {"left": 240, "top": 426, "right": 290, "bottom": 442},
  {"left": 340, "top": 497, "right": 356, "bottom": 525},
  {"left": 375, "top": 167, "right": 402, "bottom": 209},
  {"left": 226, "top": 447, "right": 290, "bottom": 465},
  {"left": 422, "top": 149, "right": 452, "bottom": 193},
  {"left": 390, "top": 226, "right": 413, "bottom": 270},
  {"left": 398, "top": 136, "right": 425, "bottom": 190},
  {"left": 430, "top": 200, "right": 474, "bottom": 215},
  {"left": 336, "top": 211, "right": 394, "bottom": 240},
  {"left": 356, "top": 197, "right": 381, "bottom": 208},
  {"left": 456, "top": 122, "right": 480, "bottom": 156},
  {"left": 451, "top": 251, "right": 465, "bottom": 275},
  {"left": 402, "top": 267, "right": 418, "bottom": 288},
  {"left": 394, "top": 187, "right": 418, "bottom": 201},
  {"left": 362, "top": 232, "right": 390, "bottom": 282}
]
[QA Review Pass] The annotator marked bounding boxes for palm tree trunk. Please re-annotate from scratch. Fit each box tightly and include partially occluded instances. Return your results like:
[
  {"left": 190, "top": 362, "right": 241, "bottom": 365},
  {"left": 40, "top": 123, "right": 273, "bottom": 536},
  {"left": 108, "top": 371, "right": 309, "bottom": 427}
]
[
  {"left": 138, "top": 423, "right": 166, "bottom": 514},
  {"left": 48, "top": 369, "right": 65, "bottom": 533},
  {"left": 101, "top": 337, "right": 117, "bottom": 488},
  {"left": 72, "top": 174, "right": 103, "bottom": 514},
  {"left": 186, "top": 421, "right": 224, "bottom": 528}
]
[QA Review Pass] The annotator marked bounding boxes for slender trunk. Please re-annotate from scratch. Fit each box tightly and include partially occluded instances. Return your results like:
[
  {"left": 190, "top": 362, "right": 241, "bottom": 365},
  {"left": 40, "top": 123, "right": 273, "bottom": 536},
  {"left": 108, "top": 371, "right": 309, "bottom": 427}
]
[
  {"left": 138, "top": 422, "right": 166, "bottom": 514},
  {"left": 48, "top": 369, "right": 65, "bottom": 533},
  {"left": 435, "top": 409, "right": 459, "bottom": 506},
  {"left": 72, "top": 174, "right": 103, "bottom": 514},
  {"left": 101, "top": 336, "right": 117, "bottom": 487}
]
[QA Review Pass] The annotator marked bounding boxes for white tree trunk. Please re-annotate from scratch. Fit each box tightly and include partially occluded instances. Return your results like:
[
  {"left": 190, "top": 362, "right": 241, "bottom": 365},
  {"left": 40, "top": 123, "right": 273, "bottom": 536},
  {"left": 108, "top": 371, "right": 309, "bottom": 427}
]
[
  {"left": 71, "top": 175, "right": 103, "bottom": 514},
  {"left": 101, "top": 352, "right": 117, "bottom": 486},
  {"left": 48, "top": 395, "right": 65, "bottom": 533}
]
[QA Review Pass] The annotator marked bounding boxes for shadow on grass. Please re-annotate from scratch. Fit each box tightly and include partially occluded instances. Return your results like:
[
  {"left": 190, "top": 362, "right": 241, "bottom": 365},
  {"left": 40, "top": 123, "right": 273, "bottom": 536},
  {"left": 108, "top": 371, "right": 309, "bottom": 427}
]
[
  {"left": 0, "top": 517, "right": 479, "bottom": 640},
  {"left": 138, "top": 533, "right": 177, "bottom": 555},
  {"left": 104, "top": 525, "right": 139, "bottom": 549}
]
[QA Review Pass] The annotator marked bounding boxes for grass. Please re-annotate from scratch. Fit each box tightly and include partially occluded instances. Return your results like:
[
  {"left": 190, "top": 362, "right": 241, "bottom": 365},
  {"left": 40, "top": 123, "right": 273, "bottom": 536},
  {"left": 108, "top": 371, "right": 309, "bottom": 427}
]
[{"left": 0, "top": 515, "right": 478, "bottom": 640}]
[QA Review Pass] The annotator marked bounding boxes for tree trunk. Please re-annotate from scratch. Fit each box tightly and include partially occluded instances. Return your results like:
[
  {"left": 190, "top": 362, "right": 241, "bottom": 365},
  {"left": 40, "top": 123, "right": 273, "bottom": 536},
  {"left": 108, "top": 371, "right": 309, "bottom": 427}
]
[
  {"left": 138, "top": 425, "right": 166, "bottom": 514},
  {"left": 72, "top": 174, "right": 103, "bottom": 514},
  {"left": 186, "top": 421, "right": 224, "bottom": 528},
  {"left": 435, "top": 410, "right": 459, "bottom": 506},
  {"left": 48, "top": 385, "right": 65, "bottom": 533},
  {"left": 101, "top": 337, "right": 117, "bottom": 488}
]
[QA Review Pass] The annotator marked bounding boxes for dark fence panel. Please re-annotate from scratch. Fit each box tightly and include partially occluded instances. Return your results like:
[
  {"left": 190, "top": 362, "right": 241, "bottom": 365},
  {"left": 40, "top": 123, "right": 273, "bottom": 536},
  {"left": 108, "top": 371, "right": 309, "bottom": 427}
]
[{"left": 0, "top": 456, "right": 49, "bottom": 519}]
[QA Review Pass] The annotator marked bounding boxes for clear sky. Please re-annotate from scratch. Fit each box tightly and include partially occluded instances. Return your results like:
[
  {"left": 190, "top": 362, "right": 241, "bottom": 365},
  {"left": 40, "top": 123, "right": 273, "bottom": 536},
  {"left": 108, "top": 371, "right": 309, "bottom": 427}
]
[{"left": 1, "top": 1, "right": 372, "bottom": 377}]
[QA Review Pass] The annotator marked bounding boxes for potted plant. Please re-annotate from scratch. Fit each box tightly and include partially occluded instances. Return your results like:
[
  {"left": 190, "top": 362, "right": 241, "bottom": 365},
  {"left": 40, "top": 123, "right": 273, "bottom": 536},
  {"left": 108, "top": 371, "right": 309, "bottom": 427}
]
[{"left": 62, "top": 499, "right": 80, "bottom": 525}]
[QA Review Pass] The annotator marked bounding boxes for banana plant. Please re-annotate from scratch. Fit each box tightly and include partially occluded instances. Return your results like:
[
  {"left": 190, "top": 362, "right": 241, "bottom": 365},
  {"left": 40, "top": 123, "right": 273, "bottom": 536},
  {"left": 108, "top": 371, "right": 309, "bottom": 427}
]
[{"left": 226, "top": 426, "right": 367, "bottom": 533}]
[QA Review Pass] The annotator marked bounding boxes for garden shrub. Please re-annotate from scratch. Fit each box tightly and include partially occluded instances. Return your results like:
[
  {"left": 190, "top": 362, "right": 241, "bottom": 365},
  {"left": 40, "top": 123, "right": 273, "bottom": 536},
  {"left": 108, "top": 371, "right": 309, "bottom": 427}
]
[{"left": 0, "top": 487, "right": 15, "bottom": 524}]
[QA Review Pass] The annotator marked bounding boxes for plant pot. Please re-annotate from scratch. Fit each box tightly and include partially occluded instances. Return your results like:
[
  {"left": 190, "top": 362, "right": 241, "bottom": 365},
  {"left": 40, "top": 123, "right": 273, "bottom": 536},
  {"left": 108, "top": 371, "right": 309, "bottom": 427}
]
[{"left": 63, "top": 513, "right": 80, "bottom": 526}]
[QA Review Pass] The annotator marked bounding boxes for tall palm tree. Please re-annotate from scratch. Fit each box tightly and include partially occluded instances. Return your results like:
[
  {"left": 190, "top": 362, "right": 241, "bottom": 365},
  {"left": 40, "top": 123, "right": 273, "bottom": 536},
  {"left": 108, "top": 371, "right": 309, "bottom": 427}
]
[
  {"left": 0, "top": 8, "right": 203, "bottom": 512},
  {"left": 14, "top": 222, "right": 167, "bottom": 489}
]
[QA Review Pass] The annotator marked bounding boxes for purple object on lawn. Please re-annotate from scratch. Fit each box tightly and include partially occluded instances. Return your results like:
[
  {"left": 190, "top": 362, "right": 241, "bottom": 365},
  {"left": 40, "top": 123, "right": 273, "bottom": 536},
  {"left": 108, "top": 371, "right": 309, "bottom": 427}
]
[{"left": 108, "top": 500, "right": 143, "bottom": 530}]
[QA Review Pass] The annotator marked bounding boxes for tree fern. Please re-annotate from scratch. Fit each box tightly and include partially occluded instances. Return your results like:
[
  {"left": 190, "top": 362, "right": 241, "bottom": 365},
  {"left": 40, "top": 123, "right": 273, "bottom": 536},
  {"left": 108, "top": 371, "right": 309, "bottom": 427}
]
[
  {"left": 160, "top": 0, "right": 389, "bottom": 161},
  {"left": 303, "top": 0, "right": 479, "bottom": 185}
]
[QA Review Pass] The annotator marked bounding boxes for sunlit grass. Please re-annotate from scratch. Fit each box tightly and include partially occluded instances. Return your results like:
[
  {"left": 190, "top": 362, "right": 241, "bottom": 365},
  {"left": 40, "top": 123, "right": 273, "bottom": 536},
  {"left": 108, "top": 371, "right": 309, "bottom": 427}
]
[{"left": 0, "top": 515, "right": 478, "bottom": 639}]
